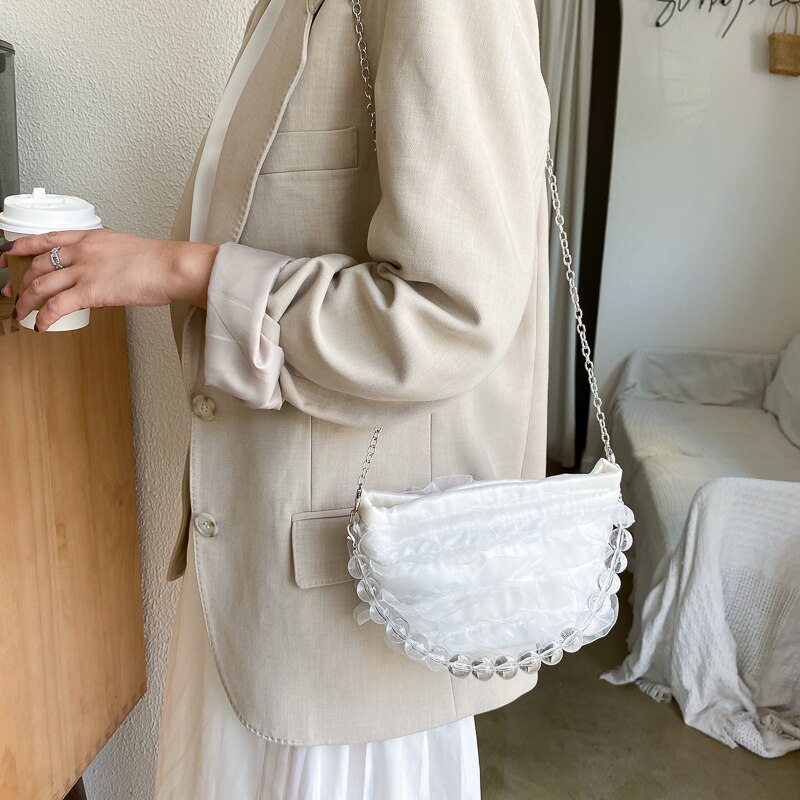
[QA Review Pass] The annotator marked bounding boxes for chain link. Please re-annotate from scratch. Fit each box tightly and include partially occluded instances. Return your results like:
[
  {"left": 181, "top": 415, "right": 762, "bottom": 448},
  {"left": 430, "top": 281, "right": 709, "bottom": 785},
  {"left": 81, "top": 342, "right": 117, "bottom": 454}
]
[
  {"left": 350, "top": 426, "right": 382, "bottom": 524},
  {"left": 348, "top": 0, "right": 615, "bottom": 492},
  {"left": 350, "top": 1, "right": 378, "bottom": 154}
]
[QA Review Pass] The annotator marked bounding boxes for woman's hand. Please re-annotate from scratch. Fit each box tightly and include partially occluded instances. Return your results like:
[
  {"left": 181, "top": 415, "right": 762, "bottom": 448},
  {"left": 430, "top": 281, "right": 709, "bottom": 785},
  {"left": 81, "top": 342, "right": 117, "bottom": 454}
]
[{"left": 1, "top": 228, "right": 218, "bottom": 331}]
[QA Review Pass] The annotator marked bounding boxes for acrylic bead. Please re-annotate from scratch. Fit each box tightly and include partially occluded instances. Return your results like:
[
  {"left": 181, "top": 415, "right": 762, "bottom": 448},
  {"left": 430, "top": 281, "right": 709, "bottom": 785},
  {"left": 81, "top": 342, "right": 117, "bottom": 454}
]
[
  {"left": 561, "top": 628, "right": 583, "bottom": 653},
  {"left": 356, "top": 577, "right": 380, "bottom": 603},
  {"left": 385, "top": 616, "right": 410, "bottom": 644},
  {"left": 404, "top": 635, "right": 429, "bottom": 661},
  {"left": 385, "top": 606, "right": 406, "bottom": 623},
  {"left": 369, "top": 600, "right": 391, "bottom": 624},
  {"left": 612, "top": 527, "right": 633, "bottom": 551},
  {"left": 448, "top": 654, "right": 472, "bottom": 679},
  {"left": 597, "top": 570, "right": 620, "bottom": 594},
  {"left": 517, "top": 650, "right": 542, "bottom": 675},
  {"left": 604, "top": 550, "right": 627, "bottom": 574},
  {"left": 347, "top": 554, "right": 369, "bottom": 579},
  {"left": 425, "top": 646, "right": 449, "bottom": 672},
  {"left": 538, "top": 643, "right": 563, "bottom": 666},
  {"left": 472, "top": 658, "right": 495, "bottom": 681},
  {"left": 494, "top": 655, "right": 519, "bottom": 680}
]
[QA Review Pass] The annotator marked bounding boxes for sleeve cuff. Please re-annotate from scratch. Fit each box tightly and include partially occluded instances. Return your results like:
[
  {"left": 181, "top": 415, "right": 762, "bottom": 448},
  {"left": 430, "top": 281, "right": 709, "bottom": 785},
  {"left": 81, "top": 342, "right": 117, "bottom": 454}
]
[{"left": 203, "top": 241, "right": 293, "bottom": 410}]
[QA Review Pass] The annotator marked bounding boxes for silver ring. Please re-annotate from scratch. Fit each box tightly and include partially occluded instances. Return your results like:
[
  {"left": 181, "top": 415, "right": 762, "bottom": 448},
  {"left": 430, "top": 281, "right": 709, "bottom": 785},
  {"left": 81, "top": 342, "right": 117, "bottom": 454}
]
[{"left": 50, "top": 247, "right": 65, "bottom": 270}]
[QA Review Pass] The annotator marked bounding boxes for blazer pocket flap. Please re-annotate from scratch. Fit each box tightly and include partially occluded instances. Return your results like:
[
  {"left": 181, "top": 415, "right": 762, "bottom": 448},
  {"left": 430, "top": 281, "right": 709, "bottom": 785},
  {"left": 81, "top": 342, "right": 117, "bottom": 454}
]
[
  {"left": 291, "top": 508, "right": 353, "bottom": 589},
  {"left": 261, "top": 126, "right": 358, "bottom": 174}
]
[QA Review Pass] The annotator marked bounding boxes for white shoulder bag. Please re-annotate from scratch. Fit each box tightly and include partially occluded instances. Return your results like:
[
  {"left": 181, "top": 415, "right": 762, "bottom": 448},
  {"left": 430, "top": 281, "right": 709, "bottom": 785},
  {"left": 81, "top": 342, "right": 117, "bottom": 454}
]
[{"left": 345, "top": 1, "right": 635, "bottom": 683}]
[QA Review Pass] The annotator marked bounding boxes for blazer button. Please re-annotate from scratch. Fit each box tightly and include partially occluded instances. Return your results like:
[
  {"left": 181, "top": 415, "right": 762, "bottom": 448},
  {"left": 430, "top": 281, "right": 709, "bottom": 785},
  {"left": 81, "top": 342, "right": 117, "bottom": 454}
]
[
  {"left": 194, "top": 513, "right": 219, "bottom": 538},
  {"left": 192, "top": 394, "right": 217, "bottom": 420}
]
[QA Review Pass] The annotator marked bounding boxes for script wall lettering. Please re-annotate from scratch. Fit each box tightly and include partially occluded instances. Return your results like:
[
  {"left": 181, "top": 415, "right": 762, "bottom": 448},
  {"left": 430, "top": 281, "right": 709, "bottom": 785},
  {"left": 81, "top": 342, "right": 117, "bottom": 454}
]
[{"left": 655, "top": 0, "right": 796, "bottom": 38}]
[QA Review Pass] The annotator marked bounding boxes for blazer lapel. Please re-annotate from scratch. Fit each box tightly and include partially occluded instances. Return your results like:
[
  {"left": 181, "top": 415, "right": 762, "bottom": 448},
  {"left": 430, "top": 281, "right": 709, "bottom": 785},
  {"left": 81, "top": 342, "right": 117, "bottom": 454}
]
[
  {"left": 171, "top": 0, "right": 277, "bottom": 243},
  {"left": 170, "top": 0, "right": 321, "bottom": 352},
  {"left": 204, "top": 0, "right": 319, "bottom": 246}
]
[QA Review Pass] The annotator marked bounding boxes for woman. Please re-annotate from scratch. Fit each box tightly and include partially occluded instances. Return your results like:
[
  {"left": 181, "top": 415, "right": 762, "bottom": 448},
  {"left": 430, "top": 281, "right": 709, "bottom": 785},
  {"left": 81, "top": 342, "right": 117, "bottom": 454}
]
[{"left": 2, "top": 0, "right": 551, "bottom": 796}]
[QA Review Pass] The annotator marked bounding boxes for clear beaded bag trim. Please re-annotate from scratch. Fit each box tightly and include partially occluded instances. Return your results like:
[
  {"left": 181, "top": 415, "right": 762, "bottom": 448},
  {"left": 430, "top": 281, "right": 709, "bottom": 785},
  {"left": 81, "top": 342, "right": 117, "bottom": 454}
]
[{"left": 345, "top": 1, "right": 634, "bottom": 682}]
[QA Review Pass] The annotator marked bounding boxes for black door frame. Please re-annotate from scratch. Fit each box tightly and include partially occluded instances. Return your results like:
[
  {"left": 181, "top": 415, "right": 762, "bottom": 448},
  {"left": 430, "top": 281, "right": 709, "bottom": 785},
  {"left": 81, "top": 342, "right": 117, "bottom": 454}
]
[{"left": 573, "top": 0, "right": 623, "bottom": 465}]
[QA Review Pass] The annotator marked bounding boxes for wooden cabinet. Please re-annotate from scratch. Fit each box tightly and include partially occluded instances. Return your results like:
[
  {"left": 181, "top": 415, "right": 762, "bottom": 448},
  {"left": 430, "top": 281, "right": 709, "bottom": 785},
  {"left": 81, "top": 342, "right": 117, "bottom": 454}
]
[{"left": 0, "top": 303, "right": 146, "bottom": 800}]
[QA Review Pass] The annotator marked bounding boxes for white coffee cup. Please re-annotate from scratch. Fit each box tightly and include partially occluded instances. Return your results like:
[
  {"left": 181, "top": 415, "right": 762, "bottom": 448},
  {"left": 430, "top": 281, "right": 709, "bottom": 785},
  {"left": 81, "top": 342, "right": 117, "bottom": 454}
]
[{"left": 0, "top": 187, "right": 102, "bottom": 332}]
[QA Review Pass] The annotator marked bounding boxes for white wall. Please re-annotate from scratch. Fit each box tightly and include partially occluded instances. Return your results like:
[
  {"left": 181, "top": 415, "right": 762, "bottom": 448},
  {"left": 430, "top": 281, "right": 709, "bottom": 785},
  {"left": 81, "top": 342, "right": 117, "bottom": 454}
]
[
  {"left": 0, "top": 2, "right": 251, "bottom": 797},
  {"left": 591, "top": 0, "right": 800, "bottom": 459}
]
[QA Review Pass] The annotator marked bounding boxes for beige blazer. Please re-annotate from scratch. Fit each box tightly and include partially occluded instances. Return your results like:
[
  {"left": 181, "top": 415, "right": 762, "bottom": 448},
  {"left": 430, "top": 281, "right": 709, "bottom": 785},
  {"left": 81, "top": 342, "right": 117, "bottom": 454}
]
[{"left": 168, "top": 0, "right": 551, "bottom": 745}]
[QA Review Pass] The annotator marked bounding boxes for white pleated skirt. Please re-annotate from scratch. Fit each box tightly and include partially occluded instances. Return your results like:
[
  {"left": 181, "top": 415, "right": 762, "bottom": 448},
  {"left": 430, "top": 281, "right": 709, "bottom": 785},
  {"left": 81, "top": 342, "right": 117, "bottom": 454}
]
[{"left": 154, "top": 539, "right": 481, "bottom": 800}]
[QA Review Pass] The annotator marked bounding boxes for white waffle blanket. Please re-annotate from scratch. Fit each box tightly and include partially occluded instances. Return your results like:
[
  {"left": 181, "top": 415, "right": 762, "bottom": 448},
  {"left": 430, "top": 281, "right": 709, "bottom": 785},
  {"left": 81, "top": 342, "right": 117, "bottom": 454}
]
[{"left": 601, "top": 349, "right": 800, "bottom": 758}]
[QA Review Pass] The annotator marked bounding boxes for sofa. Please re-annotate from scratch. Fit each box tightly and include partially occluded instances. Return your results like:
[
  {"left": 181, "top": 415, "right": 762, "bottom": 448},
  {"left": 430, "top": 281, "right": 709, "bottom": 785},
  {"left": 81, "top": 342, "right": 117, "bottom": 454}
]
[{"left": 601, "top": 340, "right": 800, "bottom": 757}]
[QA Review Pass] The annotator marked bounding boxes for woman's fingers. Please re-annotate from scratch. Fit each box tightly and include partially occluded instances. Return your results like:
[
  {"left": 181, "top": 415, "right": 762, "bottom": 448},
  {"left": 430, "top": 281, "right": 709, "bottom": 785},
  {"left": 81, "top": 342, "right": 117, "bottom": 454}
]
[
  {"left": 1, "top": 228, "right": 202, "bottom": 316},
  {"left": 15, "top": 267, "right": 79, "bottom": 324},
  {"left": 4, "top": 232, "right": 87, "bottom": 300},
  {"left": 8, "top": 230, "right": 88, "bottom": 258},
  {"left": 34, "top": 287, "right": 87, "bottom": 332},
  {"left": 21, "top": 246, "right": 78, "bottom": 293}
]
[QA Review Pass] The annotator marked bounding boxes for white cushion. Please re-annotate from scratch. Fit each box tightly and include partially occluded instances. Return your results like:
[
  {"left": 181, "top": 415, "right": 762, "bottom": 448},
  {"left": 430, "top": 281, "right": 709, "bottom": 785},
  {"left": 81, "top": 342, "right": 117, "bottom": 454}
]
[{"left": 764, "top": 333, "right": 800, "bottom": 449}]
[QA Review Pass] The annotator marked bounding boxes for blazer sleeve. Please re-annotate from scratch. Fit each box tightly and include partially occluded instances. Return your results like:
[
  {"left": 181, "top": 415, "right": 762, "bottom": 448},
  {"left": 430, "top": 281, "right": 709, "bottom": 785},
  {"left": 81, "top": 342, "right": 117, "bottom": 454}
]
[{"left": 205, "top": 0, "right": 551, "bottom": 427}]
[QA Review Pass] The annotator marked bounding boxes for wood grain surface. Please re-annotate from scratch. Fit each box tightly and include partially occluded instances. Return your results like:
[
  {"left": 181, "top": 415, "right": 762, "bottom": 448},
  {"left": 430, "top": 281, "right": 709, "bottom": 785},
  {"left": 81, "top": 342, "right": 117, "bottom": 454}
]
[{"left": 0, "top": 293, "right": 146, "bottom": 800}]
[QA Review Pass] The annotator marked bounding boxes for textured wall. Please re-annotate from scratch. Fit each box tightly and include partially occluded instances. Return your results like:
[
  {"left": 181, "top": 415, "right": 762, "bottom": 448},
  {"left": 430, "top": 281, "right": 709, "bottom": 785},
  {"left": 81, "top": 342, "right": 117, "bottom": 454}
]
[{"left": 0, "top": 2, "right": 251, "bottom": 797}]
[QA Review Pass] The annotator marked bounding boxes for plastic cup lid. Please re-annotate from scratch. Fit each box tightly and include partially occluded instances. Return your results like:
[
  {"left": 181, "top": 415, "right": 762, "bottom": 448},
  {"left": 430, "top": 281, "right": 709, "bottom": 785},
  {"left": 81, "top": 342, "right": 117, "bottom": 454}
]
[{"left": 0, "top": 187, "right": 102, "bottom": 235}]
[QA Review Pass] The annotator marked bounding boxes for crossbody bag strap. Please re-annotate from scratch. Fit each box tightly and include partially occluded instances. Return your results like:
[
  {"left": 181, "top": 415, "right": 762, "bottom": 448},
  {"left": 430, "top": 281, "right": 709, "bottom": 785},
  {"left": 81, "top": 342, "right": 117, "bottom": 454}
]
[{"left": 347, "top": 1, "right": 614, "bottom": 514}]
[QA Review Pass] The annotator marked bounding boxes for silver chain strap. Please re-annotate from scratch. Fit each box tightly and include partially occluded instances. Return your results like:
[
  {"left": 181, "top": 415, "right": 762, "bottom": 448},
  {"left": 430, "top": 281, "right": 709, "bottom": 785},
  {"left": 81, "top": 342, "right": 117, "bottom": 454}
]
[
  {"left": 351, "top": 1, "right": 378, "bottom": 154},
  {"left": 348, "top": 0, "right": 615, "bottom": 502},
  {"left": 349, "top": 426, "right": 381, "bottom": 524},
  {"left": 544, "top": 152, "right": 614, "bottom": 463}
]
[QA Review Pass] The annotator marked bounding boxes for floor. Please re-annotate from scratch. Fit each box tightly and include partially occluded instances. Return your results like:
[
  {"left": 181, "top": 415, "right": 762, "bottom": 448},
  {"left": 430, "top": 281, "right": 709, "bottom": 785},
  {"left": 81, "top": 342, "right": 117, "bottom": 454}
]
[{"left": 476, "top": 574, "right": 800, "bottom": 800}]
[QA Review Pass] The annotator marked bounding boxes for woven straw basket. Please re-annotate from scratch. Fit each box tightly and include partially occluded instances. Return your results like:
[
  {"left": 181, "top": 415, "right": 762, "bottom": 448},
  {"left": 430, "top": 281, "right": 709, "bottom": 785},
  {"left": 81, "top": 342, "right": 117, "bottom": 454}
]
[{"left": 770, "top": 3, "right": 800, "bottom": 76}]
